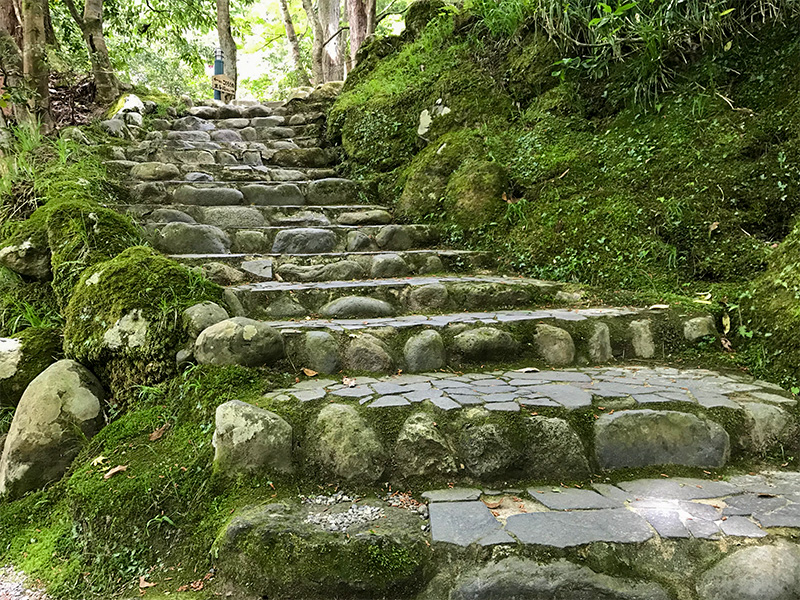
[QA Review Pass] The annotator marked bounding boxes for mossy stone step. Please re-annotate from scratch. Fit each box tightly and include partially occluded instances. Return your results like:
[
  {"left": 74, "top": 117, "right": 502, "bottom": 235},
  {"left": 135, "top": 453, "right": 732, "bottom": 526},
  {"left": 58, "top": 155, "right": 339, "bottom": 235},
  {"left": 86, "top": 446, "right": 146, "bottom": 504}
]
[
  {"left": 226, "top": 275, "right": 564, "bottom": 319},
  {"left": 125, "top": 178, "right": 364, "bottom": 206},
  {"left": 121, "top": 142, "right": 337, "bottom": 169},
  {"left": 172, "top": 250, "right": 492, "bottom": 284},
  {"left": 106, "top": 161, "right": 338, "bottom": 183},
  {"left": 115, "top": 203, "right": 391, "bottom": 228}
]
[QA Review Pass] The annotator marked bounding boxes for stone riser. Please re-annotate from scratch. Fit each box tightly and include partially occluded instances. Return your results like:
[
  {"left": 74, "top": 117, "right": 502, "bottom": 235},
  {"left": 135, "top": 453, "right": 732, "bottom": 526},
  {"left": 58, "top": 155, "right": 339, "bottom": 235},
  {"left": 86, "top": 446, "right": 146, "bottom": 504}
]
[
  {"left": 233, "top": 309, "right": 703, "bottom": 371},
  {"left": 175, "top": 250, "right": 494, "bottom": 283},
  {"left": 126, "top": 178, "right": 363, "bottom": 207},
  {"left": 148, "top": 223, "right": 437, "bottom": 256},
  {"left": 126, "top": 136, "right": 325, "bottom": 159},
  {"left": 183, "top": 106, "right": 322, "bottom": 125},
  {"left": 116, "top": 203, "right": 392, "bottom": 228},
  {"left": 106, "top": 162, "right": 339, "bottom": 184},
  {"left": 227, "top": 277, "right": 564, "bottom": 320},
  {"left": 125, "top": 145, "right": 337, "bottom": 170}
]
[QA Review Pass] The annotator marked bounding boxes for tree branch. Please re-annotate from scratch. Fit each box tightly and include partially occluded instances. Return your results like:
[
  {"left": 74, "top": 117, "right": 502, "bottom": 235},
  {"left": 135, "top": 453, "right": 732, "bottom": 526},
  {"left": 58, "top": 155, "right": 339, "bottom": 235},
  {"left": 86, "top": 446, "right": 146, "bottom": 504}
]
[
  {"left": 322, "top": 25, "right": 348, "bottom": 47},
  {"left": 62, "top": 0, "right": 84, "bottom": 28}
]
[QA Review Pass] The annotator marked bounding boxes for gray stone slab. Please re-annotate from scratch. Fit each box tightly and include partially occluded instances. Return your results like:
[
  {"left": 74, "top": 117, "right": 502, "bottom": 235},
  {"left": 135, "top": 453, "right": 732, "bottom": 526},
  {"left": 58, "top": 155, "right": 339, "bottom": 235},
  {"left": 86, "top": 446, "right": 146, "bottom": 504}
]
[
  {"left": 691, "top": 391, "right": 740, "bottom": 409},
  {"left": 485, "top": 402, "right": 520, "bottom": 412},
  {"left": 429, "top": 396, "right": 461, "bottom": 411},
  {"left": 449, "top": 394, "right": 484, "bottom": 406},
  {"left": 723, "top": 493, "right": 787, "bottom": 516},
  {"left": 535, "top": 384, "right": 592, "bottom": 409},
  {"left": 519, "top": 397, "right": 560, "bottom": 407},
  {"left": 616, "top": 478, "right": 738, "bottom": 500},
  {"left": 749, "top": 391, "right": 797, "bottom": 406},
  {"left": 508, "top": 371, "right": 593, "bottom": 383},
  {"left": 294, "top": 378, "right": 338, "bottom": 390},
  {"left": 754, "top": 503, "right": 800, "bottom": 528},
  {"left": 428, "top": 501, "right": 505, "bottom": 546},
  {"left": 505, "top": 508, "right": 654, "bottom": 548},
  {"left": 593, "top": 483, "right": 634, "bottom": 504},
  {"left": 403, "top": 389, "right": 444, "bottom": 403},
  {"left": 423, "top": 488, "right": 483, "bottom": 502},
  {"left": 633, "top": 507, "right": 689, "bottom": 538},
  {"left": 481, "top": 393, "right": 520, "bottom": 403},
  {"left": 474, "top": 386, "right": 518, "bottom": 395},
  {"left": 720, "top": 516, "right": 767, "bottom": 538},
  {"left": 369, "top": 395, "right": 410, "bottom": 408},
  {"left": 528, "top": 488, "right": 622, "bottom": 510},
  {"left": 330, "top": 386, "right": 375, "bottom": 398},
  {"left": 686, "top": 518, "right": 721, "bottom": 539},
  {"left": 290, "top": 388, "right": 326, "bottom": 402}
]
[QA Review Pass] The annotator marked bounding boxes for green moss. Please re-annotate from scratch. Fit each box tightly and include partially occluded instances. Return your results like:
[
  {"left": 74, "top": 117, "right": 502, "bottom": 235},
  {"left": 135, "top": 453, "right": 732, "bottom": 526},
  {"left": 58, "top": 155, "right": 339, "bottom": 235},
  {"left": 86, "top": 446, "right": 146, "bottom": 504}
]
[
  {"left": 46, "top": 201, "right": 143, "bottom": 307},
  {"left": 63, "top": 247, "right": 222, "bottom": 401},
  {"left": 444, "top": 160, "right": 508, "bottom": 227}
]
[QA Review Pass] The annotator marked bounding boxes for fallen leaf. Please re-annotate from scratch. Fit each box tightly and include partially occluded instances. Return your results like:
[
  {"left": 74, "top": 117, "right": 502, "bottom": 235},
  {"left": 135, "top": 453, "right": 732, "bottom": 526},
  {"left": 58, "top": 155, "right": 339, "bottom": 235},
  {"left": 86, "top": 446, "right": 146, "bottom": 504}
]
[
  {"left": 104, "top": 465, "right": 128, "bottom": 480},
  {"left": 709, "top": 221, "right": 720, "bottom": 233},
  {"left": 139, "top": 575, "right": 157, "bottom": 589},
  {"left": 343, "top": 376, "right": 357, "bottom": 388},
  {"left": 483, "top": 500, "right": 502, "bottom": 509},
  {"left": 149, "top": 423, "right": 170, "bottom": 442},
  {"left": 91, "top": 455, "right": 107, "bottom": 467},
  {"left": 649, "top": 304, "right": 670, "bottom": 310},
  {"left": 722, "top": 313, "right": 731, "bottom": 334},
  {"left": 515, "top": 367, "right": 540, "bottom": 373},
  {"left": 302, "top": 368, "right": 318, "bottom": 377}
]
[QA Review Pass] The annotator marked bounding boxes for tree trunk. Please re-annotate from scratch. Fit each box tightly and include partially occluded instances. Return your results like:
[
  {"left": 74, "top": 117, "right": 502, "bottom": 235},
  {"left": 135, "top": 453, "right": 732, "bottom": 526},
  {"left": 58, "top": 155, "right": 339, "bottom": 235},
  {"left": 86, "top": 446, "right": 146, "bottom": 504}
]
[
  {"left": 277, "top": 0, "right": 311, "bottom": 87},
  {"left": 301, "top": 0, "right": 323, "bottom": 85},
  {"left": 318, "top": 0, "right": 342, "bottom": 81},
  {"left": 21, "top": 0, "right": 51, "bottom": 129},
  {"left": 345, "top": 0, "right": 375, "bottom": 66},
  {"left": 64, "top": 0, "right": 119, "bottom": 106},
  {"left": 0, "top": 0, "right": 22, "bottom": 47},
  {"left": 215, "top": 0, "right": 237, "bottom": 101},
  {"left": 0, "top": 22, "right": 30, "bottom": 124}
]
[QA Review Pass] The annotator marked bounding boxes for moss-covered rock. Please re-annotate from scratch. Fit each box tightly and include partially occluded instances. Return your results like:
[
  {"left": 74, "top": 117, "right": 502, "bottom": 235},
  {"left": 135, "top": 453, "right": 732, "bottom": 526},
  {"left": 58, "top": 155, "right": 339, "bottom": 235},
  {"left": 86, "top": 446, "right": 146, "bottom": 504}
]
[
  {"left": 444, "top": 160, "right": 508, "bottom": 227},
  {"left": 213, "top": 501, "right": 432, "bottom": 598},
  {"left": 405, "top": 0, "right": 446, "bottom": 39},
  {"left": 0, "top": 327, "right": 62, "bottom": 408},
  {"left": 63, "top": 247, "right": 222, "bottom": 400}
]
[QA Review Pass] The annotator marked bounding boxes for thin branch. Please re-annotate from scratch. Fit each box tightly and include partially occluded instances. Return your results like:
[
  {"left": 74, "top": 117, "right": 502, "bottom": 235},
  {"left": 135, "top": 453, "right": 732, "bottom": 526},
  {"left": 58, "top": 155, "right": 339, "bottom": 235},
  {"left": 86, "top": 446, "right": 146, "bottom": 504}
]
[
  {"left": 323, "top": 25, "right": 348, "bottom": 47},
  {"left": 62, "top": 0, "right": 84, "bottom": 27},
  {"left": 143, "top": 0, "right": 168, "bottom": 14}
]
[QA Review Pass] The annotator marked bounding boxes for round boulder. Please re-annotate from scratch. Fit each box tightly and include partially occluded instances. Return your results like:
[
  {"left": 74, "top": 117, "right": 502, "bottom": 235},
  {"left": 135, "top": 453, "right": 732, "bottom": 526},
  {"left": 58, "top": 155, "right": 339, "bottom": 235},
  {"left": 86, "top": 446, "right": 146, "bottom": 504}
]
[
  {"left": 194, "top": 317, "right": 285, "bottom": 367},
  {"left": 0, "top": 360, "right": 105, "bottom": 499},
  {"left": 183, "top": 301, "right": 229, "bottom": 338},
  {"left": 404, "top": 330, "right": 445, "bottom": 372},
  {"left": 395, "top": 412, "right": 456, "bottom": 478},
  {"left": 309, "top": 403, "right": 386, "bottom": 482},
  {"left": 697, "top": 542, "right": 800, "bottom": 600}
]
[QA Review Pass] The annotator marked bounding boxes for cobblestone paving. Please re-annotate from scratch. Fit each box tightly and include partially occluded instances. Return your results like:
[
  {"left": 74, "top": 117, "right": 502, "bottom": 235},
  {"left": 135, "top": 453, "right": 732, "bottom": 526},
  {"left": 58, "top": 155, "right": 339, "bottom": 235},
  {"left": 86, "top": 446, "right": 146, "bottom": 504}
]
[
  {"left": 264, "top": 365, "right": 793, "bottom": 412},
  {"left": 426, "top": 472, "right": 800, "bottom": 547}
]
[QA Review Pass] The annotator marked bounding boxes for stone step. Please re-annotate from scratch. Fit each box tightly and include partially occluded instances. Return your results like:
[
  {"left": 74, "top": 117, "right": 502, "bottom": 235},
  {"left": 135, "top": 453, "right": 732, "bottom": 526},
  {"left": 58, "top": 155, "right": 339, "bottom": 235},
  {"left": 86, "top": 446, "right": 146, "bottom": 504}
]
[
  {"left": 116, "top": 203, "right": 391, "bottom": 228},
  {"left": 119, "top": 140, "right": 337, "bottom": 169},
  {"left": 183, "top": 105, "right": 321, "bottom": 124},
  {"left": 106, "top": 161, "right": 339, "bottom": 184},
  {"left": 152, "top": 114, "right": 321, "bottom": 137},
  {"left": 147, "top": 223, "right": 436, "bottom": 256},
  {"left": 212, "top": 306, "right": 716, "bottom": 368},
  {"left": 213, "top": 469, "right": 800, "bottom": 599},
  {"left": 124, "top": 178, "right": 364, "bottom": 206},
  {"left": 211, "top": 364, "right": 793, "bottom": 482},
  {"left": 173, "top": 250, "right": 493, "bottom": 284},
  {"left": 225, "top": 275, "right": 569, "bottom": 319}
]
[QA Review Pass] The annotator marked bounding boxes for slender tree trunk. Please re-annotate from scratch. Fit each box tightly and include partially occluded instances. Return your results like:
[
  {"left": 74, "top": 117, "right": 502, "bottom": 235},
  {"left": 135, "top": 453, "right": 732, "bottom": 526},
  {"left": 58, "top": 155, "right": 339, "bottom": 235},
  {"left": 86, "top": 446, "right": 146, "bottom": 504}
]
[
  {"left": 21, "top": 0, "right": 51, "bottom": 129},
  {"left": 345, "top": 0, "right": 375, "bottom": 66},
  {"left": 1, "top": 0, "right": 22, "bottom": 47},
  {"left": 215, "top": 0, "right": 237, "bottom": 101},
  {"left": 318, "top": 0, "right": 342, "bottom": 81},
  {"left": 64, "top": 0, "right": 119, "bottom": 106},
  {"left": 277, "top": 0, "right": 311, "bottom": 87},
  {"left": 301, "top": 0, "right": 324, "bottom": 85},
  {"left": 0, "top": 23, "right": 30, "bottom": 125}
]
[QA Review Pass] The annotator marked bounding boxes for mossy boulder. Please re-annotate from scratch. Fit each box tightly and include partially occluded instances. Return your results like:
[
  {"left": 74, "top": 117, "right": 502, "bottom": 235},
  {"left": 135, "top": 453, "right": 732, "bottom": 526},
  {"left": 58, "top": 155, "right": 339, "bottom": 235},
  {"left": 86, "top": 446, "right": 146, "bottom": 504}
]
[
  {"left": 0, "top": 199, "right": 142, "bottom": 307},
  {"left": 444, "top": 160, "right": 508, "bottom": 227},
  {"left": 63, "top": 247, "right": 222, "bottom": 400},
  {"left": 397, "top": 131, "right": 477, "bottom": 220},
  {"left": 405, "top": 0, "right": 446, "bottom": 39},
  {"left": 213, "top": 501, "right": 432, "bottom": 599},
  {"left": 0, "top": 327, "right": 62, "bottom": 408}
]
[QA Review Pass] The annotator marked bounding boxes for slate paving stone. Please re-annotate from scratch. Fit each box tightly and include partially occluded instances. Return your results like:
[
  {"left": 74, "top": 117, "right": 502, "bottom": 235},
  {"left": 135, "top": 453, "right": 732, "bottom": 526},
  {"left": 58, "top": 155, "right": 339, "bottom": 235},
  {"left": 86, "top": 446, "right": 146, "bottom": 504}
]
[
  {"left": 593, "top": 483, "right": 634, "bottom": 504},
  {"left": 749, "top": 391, "right": 797, "bottom": 406},
  {"left": 481, "top": 393, "right": 519, "bottom": 403},
  {"left": 508, "top": 371, "right": 593, "bottom": 383},
  {"left": 330, "top": 386, "right": 374, "bottom": 398},
  {"left": 632, "top": 506, "right": 690, "bottom": 538},
  {"left": 535, "top": 384, "right": 592, "bottom": 409},
  {"left": 485, "top": 402, "right": 520, "bottom": 412},
  {"left": 369, "top": 395, "right": 410, "bottom": 408},
  {"left": 754, "top": 503, "right": 800, "bottom": 528},
  {"left": 428, "top": 502, "right": 511, "bottom": 546},
  {"left": 449, "top": 394, "right": 484, "bottom": 406},
  {"left": 720, "top": 516, "right": 768, "bottom": 538},
  {"left": 723, "top": 493, "right": 788, "bottom": 516},
  {"left": 423, "top": 488, "right": 482, "bottom": 502},
  {"left": 616, "top": 478, "right": 738, "bottom": 500},
  {"left": 519, "top": 398, "right": 560, "bottom": 407},
  {"left": 291, "top": 389, "right": 326, "bottom": 402},
  {"left": 528, "top": 488, "right": 622, "bottom": 510},
  {"left": 505, "top": 508, "right": 654, "bottom": 547},
  {"left": 686, "top": 518, "right": 721, "bottom": 539},
  {"left": 403, "top": 389, "right": 444, "bottom": 403},
  {"left": 429, "top": 396, "right": 461, "bottom": 411}
]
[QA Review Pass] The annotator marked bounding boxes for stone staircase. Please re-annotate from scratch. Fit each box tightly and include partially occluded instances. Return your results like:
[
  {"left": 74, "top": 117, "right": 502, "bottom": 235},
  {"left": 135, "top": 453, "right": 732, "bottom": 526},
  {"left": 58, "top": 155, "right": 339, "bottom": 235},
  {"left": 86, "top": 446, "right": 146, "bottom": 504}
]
[{"left": 102, "top": 96, "right": 800, "bottom": 599}]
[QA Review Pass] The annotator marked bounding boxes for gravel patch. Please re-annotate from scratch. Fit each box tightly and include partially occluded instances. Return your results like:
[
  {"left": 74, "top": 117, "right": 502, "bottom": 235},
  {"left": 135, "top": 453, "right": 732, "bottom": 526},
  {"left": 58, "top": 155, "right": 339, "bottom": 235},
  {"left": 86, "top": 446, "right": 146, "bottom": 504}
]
[{"left": 0, "top": 567, "right": 50, "bottom": 600}]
